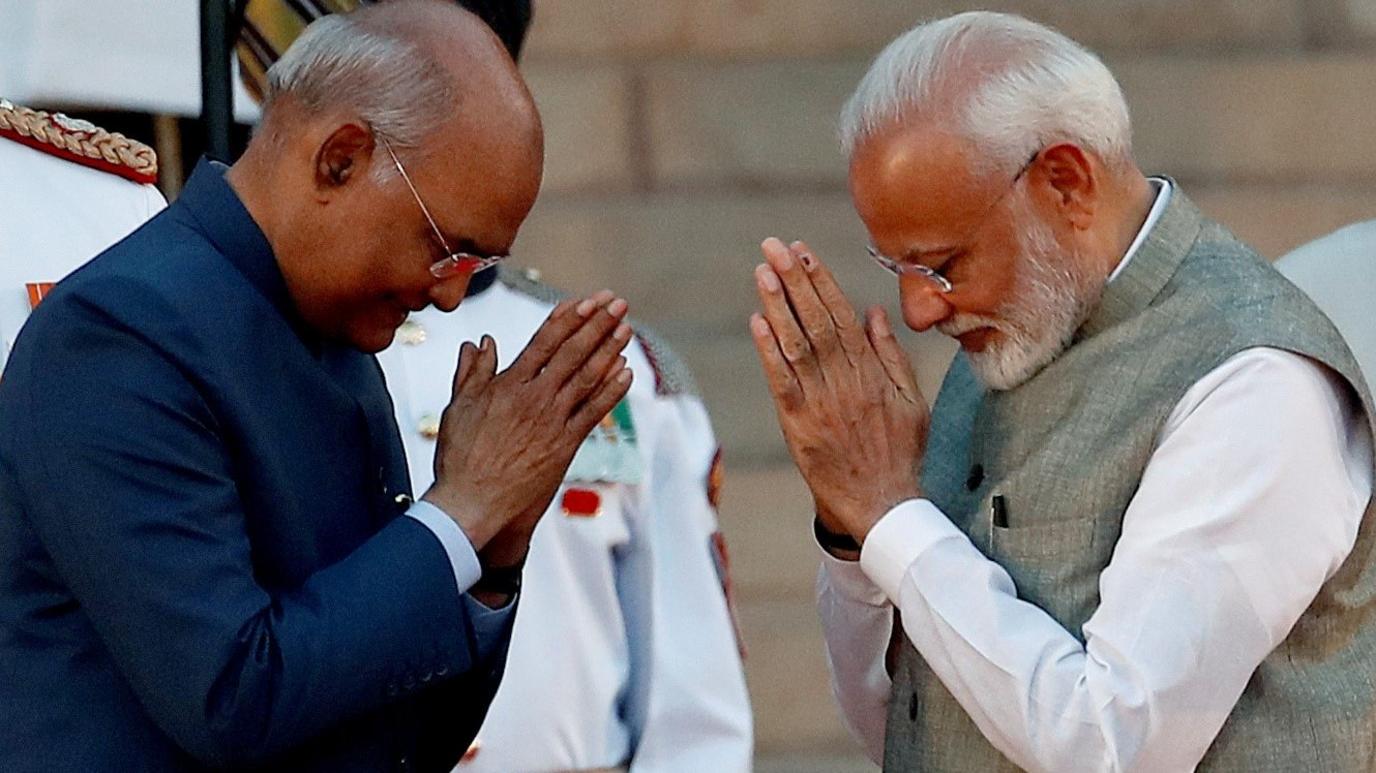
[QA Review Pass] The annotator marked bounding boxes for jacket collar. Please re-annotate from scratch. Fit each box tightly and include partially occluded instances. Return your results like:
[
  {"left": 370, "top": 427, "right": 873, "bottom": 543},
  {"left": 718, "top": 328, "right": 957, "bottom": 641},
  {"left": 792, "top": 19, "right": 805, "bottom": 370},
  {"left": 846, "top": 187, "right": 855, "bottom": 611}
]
[
  {"left": 1076, "top": 179, "right": 1204, "bottom": 342},
  {"left": 176, "top": 157, "right": 320, "bottom": 349}
]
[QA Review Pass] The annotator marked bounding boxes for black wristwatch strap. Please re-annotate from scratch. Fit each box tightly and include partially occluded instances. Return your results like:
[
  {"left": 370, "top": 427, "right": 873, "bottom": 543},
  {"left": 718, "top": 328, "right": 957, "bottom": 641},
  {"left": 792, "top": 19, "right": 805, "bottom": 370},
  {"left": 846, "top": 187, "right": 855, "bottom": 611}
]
[
  {"left": 813, "top": 516, "right": 861, "bottom": 553},
  {"left": 472, "top": 562, "right": 523, "bottom": 596}
]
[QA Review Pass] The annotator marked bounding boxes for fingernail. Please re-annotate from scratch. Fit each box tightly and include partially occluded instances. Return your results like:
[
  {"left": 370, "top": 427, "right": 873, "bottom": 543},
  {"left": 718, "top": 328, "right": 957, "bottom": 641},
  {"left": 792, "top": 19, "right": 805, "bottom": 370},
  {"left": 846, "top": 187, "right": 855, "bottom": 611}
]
[
  {"left": 593, "top": 289, "right": 615, "bottom": 304},
  {"left": 756, "top": 265, "right": 781, "bottom": 292},
  {"left": 750, "top": 314, "right": 770, "bottom": 336},
  {"left": 576, "top": 298, "right": 597, "bottom": 317},
  {"left": 608, "top": 298, "right": 629, "bottom": 317},
  {"left": 798, "top": 251, "right": 816, "bottom": 270},
  {"left": 762, "top": 237, "right": 792, "bottom": 268},
  {"left": 614, "top": 322, "right": 632, "bottom": 340},
  {"left": 616, "top": 369, "right": 633, "bottom": 384},
  {"left": 615, "top": 355, "right": 628, "bottom": 369},
  {"left": 874, "top": 309, "right": 891, "bottom": 335}
]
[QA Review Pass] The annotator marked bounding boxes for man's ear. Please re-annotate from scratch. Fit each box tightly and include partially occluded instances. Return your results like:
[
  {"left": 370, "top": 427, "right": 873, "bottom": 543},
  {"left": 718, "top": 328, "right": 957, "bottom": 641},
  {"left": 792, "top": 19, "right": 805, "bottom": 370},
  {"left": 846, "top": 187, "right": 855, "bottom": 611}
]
[
  {"left": 314, "top": 123, "right": 375, "bottom": 193},
  {"left": 1032, "top": 143, "right": 1097, "bottom": 229}
]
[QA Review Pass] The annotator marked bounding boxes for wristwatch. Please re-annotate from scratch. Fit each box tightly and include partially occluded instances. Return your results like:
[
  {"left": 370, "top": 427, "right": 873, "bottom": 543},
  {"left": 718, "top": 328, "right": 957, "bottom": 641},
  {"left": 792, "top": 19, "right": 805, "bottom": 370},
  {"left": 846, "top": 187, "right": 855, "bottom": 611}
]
[
  {"left": 813, "top": 516, "right": 861, "bottom": 554},
  {"left": 472, "top": 562, "right": 523, "bottom": 597}
]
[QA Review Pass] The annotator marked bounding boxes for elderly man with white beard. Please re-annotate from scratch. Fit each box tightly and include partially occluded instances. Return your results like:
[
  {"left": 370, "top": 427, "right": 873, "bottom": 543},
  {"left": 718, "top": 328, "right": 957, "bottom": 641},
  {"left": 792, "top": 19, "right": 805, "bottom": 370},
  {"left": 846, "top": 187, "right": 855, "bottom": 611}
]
[{"left": 749, "top": 11, "right": 1376, "bottom": 773}]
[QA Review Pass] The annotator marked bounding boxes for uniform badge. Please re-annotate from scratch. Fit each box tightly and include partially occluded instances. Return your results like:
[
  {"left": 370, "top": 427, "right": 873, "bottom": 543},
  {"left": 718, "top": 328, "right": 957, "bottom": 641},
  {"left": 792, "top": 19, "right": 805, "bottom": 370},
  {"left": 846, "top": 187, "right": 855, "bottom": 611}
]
[
  {"left": 25, "top": 282, "right": 55, "bottom": 311},
  {"left": 459, "top": 738, "right": 482, "bottom": 764},
  {"left": 416, "top": 413, "right": 440, "bottom": 440},
  {"left": 707, "top": 447, "right": 725, "bottom": 511},
  {"left": 560, "top": 487, "right": 602, "bottom": 517},
  {"left": 564, "top": 399, "right": 640, "bottom": 487}
]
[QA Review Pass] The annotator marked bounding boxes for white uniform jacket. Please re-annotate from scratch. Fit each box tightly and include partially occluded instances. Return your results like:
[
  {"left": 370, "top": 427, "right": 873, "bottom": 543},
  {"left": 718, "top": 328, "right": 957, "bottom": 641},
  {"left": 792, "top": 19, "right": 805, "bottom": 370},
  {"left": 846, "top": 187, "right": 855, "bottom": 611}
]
[
  {"left": 377, "top": 271, "right": 753, "bottom": 773},
  {"left": 0, "top": 125, "right": 165, "bottom": 369}
]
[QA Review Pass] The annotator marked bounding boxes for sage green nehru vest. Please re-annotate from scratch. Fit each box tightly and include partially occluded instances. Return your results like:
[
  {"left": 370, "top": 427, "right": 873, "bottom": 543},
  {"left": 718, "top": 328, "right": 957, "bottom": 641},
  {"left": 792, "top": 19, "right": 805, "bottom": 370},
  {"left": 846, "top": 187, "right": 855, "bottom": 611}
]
[{"left": 884, "top": 188, "right": 1376, "bottom": 772}]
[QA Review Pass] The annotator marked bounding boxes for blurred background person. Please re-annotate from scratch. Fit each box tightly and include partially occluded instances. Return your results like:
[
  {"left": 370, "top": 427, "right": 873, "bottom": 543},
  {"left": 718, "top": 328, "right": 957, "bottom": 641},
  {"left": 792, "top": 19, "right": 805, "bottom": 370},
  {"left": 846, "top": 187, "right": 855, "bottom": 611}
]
[
  {"left": 0, "top": 99, "right": 164, "bottom": 370},
  {"left": 1279, "top": 220, "right": 1376, "bottom": 386},
  {"left": 237, "top": 2, "right": 752, "bottom": 770}
]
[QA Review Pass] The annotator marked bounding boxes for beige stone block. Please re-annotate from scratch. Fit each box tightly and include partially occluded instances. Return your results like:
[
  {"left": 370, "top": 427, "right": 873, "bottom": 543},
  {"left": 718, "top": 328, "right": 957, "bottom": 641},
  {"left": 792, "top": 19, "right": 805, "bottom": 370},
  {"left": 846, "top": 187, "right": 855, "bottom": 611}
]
[
  {"left": 737, "top": 597, "right": 863, "bottom": 756},
  {"left": 715, "top": 466, "right": 817, "bottom": 597},
  {"left": 683, "top": 0, "right": 1305, "bottom": 57},
  {"left": 521, "top": 0, "right": 690, "bottom": 58},
  {"left": 1301, "top": 0, "right": 1376, "bottom": 46},
  {"left": 684, "top": 330, "right": 956, "bottom": 466},
  {"left": 523, "top": 66, "right": 635, "bottom": 193},
  {"left": 511, "top": 191, "right": 879, "bottom": 332},
  {"left": 644, "top": 60, "right": 861, "bottom": 187},
  {"left": 1190, "top": 184, "right": 1376, "bottom": 259},
  {"left": 521, "top": 0, "right": 1305, "bottom": 59},
  {"left": 645, "top": 53, "right": 1376, "bottom": 191},
  {"left": 1118, "top": 54, "right": 1376, "bottom": 181}
]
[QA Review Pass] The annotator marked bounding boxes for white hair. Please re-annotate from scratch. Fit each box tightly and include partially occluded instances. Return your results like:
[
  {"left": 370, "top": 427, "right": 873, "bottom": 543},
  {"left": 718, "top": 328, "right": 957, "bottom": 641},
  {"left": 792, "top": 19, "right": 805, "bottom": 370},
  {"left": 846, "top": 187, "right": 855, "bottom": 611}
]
[
  {"left": 838, "top": 12, "right": 1132, "bottom": 175},
  {"left": 264, "top": 12, "right": 454, "bottom": 155}
]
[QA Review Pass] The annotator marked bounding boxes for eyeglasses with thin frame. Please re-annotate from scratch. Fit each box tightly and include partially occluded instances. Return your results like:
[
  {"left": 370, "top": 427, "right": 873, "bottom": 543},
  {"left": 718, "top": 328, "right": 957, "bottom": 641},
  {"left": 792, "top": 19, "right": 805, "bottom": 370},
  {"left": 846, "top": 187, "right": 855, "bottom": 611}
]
[
  {"left": 380, "top": 138, "right": 508, "bottom": 280},
  {"left": 866, "top": 149, "right": 1041, "bottom": 294}
]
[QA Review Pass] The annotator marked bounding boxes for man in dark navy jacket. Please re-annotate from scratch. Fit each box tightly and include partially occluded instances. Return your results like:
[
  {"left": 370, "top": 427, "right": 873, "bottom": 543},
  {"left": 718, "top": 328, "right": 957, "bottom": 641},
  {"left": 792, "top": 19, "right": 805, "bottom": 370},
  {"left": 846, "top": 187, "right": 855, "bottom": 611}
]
[{"left": 0, "top": 2, "right": 635, "bottom": 770}]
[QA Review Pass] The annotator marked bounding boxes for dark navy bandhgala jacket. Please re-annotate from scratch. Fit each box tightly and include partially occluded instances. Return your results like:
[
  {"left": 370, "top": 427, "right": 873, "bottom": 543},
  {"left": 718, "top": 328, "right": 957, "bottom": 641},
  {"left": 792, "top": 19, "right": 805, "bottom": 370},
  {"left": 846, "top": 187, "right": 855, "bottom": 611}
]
[{"left": 0, "top": 161, "right": 512, "bottom": 771}]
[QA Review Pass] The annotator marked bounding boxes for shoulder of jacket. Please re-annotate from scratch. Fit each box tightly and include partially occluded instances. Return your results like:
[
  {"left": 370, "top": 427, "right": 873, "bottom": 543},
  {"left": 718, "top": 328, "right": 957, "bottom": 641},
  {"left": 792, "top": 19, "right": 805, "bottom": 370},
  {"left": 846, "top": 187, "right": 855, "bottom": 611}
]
[{"left": 0, "top": 99, "right": 158, "bottom": 185}]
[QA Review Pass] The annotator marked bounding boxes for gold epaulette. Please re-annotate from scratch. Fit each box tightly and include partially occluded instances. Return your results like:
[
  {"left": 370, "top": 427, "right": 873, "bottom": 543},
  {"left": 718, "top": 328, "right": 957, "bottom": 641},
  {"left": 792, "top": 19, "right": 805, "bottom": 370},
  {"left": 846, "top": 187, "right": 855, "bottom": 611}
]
[{"left": 0, "top": 98, "right": 158, "bottom": 185}]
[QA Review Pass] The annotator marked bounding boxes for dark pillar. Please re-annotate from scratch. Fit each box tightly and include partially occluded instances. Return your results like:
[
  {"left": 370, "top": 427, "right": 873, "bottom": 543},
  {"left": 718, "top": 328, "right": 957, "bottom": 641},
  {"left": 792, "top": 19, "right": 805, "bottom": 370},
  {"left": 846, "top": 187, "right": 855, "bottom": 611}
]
[{"left": 200, "top": 0, "right": 234, "bottom": 161}]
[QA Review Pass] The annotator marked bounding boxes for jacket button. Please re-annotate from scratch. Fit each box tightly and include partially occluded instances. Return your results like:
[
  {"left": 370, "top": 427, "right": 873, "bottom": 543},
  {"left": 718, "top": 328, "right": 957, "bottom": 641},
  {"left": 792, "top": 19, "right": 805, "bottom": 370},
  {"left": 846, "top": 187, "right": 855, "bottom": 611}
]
[
  {"left": 965, "top": 464, "right": 984, "bottom": 492},
  {"left": 908, "top": 692, "right": 919, "bottom": 722},
  {"left": 436, "top": 664, "right": 449, "bottom": 677}
]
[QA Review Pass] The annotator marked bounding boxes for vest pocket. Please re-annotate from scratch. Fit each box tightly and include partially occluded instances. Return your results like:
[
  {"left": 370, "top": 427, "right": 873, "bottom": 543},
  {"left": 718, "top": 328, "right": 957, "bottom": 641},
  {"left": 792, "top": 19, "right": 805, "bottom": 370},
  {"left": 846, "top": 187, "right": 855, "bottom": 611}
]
[{"left": 989, "top": 515, "right": 1096, "bottom": 559}]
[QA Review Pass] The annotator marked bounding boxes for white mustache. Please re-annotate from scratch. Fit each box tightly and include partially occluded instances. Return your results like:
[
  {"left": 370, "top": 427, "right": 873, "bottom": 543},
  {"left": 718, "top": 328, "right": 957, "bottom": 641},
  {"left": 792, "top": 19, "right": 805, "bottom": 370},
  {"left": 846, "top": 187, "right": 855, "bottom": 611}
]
[{"left": 938, "top": 315, "right": 1003, "bottom": 338}]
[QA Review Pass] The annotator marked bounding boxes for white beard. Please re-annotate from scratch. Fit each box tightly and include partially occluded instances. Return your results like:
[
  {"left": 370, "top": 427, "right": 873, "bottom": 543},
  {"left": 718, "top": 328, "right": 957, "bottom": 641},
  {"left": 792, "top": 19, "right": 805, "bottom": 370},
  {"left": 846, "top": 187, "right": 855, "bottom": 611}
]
[{"left": 938, "top": 195, "right": 1103, "bottom": 391}]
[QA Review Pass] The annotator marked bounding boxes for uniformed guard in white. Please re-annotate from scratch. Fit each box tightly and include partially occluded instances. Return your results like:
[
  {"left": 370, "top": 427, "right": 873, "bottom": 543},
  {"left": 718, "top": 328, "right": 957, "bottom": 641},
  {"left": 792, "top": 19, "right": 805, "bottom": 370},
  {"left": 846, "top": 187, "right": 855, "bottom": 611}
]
[
  {"left": 378, "top": 268, "right": 753, "bottom": 772},
  {"left": 0, "top": 99, "right": 165, "bottom": 370},
  {"left": 1277, "top": 220, "right": 1376, "bottom": 387}
]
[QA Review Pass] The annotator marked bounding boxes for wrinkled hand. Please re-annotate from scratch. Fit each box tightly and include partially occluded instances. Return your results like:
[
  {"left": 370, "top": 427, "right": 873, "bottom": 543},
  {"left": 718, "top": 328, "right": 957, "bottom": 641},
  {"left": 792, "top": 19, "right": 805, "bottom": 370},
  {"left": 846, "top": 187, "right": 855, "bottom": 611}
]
[
  {"left": 423, "top": 291, "right": 634, "bottom": 568},
  {"left": 750, "top": 238, "right": 929, "bottom": 543}
]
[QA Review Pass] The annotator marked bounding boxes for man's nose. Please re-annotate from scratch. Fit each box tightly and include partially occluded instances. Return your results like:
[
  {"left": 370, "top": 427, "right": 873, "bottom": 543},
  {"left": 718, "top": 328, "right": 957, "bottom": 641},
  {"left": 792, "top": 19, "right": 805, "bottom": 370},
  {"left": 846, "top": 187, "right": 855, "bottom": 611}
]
[
  {"left": 428, "top": 273, "right": 473, "bottom": 312},
  {"left": 898, "top": 275, "right": 953, "bottom": 332}
]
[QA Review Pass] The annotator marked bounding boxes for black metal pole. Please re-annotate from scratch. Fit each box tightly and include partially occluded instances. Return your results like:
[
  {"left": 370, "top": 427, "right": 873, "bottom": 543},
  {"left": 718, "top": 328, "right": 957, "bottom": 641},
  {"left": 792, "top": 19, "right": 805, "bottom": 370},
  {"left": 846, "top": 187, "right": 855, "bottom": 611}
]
[{"left": 200, "top": 0, "right": 234, "bottom": 160}]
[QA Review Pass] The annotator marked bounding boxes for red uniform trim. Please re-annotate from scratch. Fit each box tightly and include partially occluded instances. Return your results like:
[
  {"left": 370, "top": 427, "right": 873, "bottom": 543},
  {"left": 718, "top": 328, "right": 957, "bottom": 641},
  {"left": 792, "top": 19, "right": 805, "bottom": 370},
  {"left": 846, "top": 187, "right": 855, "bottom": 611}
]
[{"left": 25, "top": 282, "right": 55, "bottom": 310}]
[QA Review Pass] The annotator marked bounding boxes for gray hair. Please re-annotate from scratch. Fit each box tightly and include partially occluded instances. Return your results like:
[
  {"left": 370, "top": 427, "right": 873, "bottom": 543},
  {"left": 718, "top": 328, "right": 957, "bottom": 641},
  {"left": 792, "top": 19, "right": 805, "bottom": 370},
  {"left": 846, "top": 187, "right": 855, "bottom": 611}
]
[
  {"left": 838, "top": 12, "right": 1132, "bottom": 175},
  {"left": 264, "top": 11, "right": 455, "bottom": 158}
]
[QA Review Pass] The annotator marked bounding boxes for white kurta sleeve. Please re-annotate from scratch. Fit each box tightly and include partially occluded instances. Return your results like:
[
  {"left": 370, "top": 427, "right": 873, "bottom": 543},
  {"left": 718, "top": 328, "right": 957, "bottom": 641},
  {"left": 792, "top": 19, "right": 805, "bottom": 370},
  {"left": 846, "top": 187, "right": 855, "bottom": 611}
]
[
  {"left": 822, "top": 347, "right": 1372, "bottom": 771},
  {"left": 816, "top": 552, "right": 894, "bottom": 764}
]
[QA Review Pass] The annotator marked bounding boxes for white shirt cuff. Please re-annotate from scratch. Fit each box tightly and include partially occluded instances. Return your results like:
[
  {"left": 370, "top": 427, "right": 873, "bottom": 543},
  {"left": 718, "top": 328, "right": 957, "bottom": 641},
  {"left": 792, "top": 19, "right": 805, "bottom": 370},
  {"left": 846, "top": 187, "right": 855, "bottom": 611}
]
[
  {"left": 406, "top": 499, "right": 482, "bottom": 595},
  {"left": 859, "top": 498, "right": 964, "bottom": 602},
  {"left": 818, "top": 545, "right": 889, "bottom": 607}
]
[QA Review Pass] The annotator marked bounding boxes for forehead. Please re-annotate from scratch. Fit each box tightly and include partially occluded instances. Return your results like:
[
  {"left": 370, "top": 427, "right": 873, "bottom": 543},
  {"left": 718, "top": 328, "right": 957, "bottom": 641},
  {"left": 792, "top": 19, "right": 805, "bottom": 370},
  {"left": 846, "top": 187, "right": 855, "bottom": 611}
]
[
  {"left": 848, "top": 124, "right": 996, "bottom": 245},
  {"left": 409, "top": 122, "right": 543, "bottom": 251}
]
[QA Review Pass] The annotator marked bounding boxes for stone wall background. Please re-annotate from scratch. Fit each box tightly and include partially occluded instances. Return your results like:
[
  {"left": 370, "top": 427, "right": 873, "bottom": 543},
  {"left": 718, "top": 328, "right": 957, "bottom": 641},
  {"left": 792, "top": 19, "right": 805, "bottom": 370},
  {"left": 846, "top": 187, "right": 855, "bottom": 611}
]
[{"left": 512, "top": 2, "right": 1376, "bottom": 769}]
